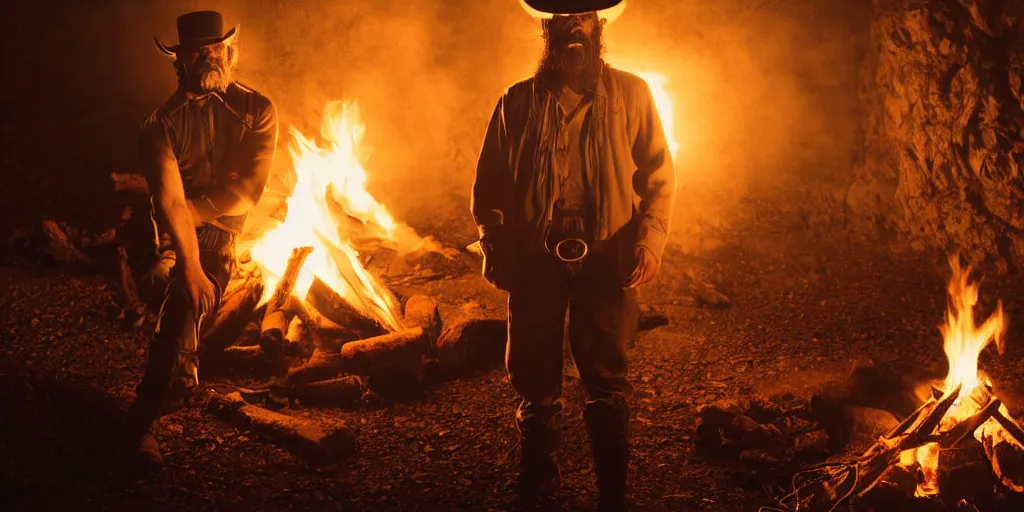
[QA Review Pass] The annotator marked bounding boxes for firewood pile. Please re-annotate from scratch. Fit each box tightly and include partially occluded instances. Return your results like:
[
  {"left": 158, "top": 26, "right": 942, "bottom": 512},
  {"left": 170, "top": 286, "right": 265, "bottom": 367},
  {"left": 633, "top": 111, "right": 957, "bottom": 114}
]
[
  {"left": 759, "top": 381, "right": 1024, "bottom": 512},
  {"left": 187, "top": 249, "right": 509, "bottom": 465}
]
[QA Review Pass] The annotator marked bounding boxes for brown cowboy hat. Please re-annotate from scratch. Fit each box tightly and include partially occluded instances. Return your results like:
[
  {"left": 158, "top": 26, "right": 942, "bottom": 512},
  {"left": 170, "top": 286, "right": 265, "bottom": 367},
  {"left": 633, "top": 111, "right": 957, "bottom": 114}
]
[
  {"left": 155, "top": 11, "right": 238, "bottom": 56},
  {"left": 519, "top": 0, "right": 627, "bottom": 22}
]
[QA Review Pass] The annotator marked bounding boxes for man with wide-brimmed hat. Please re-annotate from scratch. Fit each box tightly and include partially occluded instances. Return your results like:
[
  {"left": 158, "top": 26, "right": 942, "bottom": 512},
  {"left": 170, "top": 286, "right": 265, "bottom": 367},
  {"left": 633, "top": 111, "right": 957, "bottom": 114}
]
[
  {"left": 472, "top": 0, "right": 675, "bottom": 509},
  {"left": 124, "top": 10, "right": 277, "bottom": 469}
]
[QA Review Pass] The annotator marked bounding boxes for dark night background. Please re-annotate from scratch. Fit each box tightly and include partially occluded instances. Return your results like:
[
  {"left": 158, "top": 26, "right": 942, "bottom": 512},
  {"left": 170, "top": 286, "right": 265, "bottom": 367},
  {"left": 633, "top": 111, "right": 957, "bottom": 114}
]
[{"left": 2, "top": 0, "right": 1024, "bottom": 510}]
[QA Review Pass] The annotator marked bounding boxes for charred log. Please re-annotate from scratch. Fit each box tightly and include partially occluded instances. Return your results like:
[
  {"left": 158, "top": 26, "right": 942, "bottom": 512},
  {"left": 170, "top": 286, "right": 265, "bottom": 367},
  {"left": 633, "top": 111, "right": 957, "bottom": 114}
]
[
  {"left": 260, "top": 246, "right": 313, "bottom": 357},
  {"left": 200, "top": 276, "right": 264, "bottom": 354},
  {"left": 980, "top": 411, "right": 1024, "bottom": 493},
  {"left": 305, "top": 277, "right": 388, "bottom": 341}
]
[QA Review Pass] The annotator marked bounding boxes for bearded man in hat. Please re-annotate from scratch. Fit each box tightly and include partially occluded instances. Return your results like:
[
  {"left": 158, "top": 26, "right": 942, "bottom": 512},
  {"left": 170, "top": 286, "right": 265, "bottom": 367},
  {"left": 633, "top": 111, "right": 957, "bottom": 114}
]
[
  {"left": 472, "top": 0, "right": 675, "bottom": 509},
  {"left": 124, "top": 10, "right": 277, "bottom": 468}
]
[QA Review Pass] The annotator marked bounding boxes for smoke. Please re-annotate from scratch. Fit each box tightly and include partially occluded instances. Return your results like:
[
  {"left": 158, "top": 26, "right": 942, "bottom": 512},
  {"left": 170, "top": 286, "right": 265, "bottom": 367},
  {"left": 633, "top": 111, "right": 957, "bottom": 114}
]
[{"left": 0, "top": 0, "right": 871, "bottom": 250}]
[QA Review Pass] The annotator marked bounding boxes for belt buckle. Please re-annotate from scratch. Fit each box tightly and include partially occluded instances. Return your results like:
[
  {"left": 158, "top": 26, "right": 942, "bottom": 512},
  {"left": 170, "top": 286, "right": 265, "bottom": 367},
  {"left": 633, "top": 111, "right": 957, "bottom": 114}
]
[{"left": 554, "top": 238, "right": 589, "bottom": 263}]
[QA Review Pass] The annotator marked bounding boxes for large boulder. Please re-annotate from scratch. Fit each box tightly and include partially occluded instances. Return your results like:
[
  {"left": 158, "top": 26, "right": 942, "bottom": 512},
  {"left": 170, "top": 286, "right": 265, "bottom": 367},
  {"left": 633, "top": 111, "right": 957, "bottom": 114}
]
[{"left": 850, "top": 0, "right": 1024, "bottom": 270}]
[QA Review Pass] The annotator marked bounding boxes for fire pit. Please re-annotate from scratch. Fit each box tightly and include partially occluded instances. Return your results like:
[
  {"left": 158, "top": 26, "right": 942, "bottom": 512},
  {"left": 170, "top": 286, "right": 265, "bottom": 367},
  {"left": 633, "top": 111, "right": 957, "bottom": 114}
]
[{"left": 756, "top": 256, "right": 1024, "bottom": 511}]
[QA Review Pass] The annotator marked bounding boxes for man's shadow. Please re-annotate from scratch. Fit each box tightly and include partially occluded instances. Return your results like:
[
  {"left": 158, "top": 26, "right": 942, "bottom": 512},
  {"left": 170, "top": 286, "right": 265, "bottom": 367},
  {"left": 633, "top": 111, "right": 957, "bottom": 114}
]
[{"left": 0, "top": 376, "right": 133, "bottom": 509}]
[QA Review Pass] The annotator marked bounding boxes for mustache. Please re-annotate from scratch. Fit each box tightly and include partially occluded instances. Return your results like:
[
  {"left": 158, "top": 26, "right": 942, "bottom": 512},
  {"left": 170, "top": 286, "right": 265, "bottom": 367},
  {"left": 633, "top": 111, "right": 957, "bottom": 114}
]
[
  {"left": 549, "top": 26, "right": 587, "bottom": 46},
  {"left": 197, "top": 55, "right": 228, "bottom": 72}
]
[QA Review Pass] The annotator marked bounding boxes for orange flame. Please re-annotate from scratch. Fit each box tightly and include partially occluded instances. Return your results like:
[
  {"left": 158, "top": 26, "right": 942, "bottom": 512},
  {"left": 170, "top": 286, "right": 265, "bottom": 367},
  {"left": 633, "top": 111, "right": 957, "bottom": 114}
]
[
  {"left": 601, "top": 58, "right": 680, "bottom": 162},
  {"left": 901, "top": 255, "right": 1008, "bottom": 496},
  {"left": 249, "top": 101, "right": 436, "bottom": 331},
  {"left": 635, "top": 72, "right": 679, "bottom": 161}
]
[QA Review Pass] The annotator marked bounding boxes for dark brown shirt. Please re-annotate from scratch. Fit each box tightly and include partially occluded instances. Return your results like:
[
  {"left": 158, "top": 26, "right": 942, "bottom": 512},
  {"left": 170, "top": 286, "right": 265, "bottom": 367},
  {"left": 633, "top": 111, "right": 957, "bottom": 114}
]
[{"left": 139, "top": 81, "right": 277, "bottom": 234}]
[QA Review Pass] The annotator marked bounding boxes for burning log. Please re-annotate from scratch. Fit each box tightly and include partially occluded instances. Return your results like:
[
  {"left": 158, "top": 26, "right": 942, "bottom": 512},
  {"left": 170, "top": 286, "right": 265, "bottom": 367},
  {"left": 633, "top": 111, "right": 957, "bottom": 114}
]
[
  {"left": 201, "top": 276, "right": 265, "bottom": 354},
  {"left": 977, "top": 405, "right": 1024, "bottom": 492},
  {"left": 260, "top": 246, "right": 314, "bottom": 357},
  {"left": 205, "top": 390, "right": 356, "bottom": 465},
  {"left": 279, "top": 298, "right": 359, "bottom": 351},
  {"left": 305, "top": 277, "right": 389, "bottom": 342},
  {"left": 278, "top": 376, "right": 364, "bottom": 408},
  {"left": 260, "top": 309, "right": 289, "bottom": 355}
]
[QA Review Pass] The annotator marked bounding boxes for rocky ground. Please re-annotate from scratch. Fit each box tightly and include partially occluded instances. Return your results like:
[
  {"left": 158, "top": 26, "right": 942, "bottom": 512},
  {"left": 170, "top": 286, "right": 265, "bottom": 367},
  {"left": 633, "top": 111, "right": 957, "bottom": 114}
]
[{"left": 2, "top": 210, "right": 1024, "bottom": 511}]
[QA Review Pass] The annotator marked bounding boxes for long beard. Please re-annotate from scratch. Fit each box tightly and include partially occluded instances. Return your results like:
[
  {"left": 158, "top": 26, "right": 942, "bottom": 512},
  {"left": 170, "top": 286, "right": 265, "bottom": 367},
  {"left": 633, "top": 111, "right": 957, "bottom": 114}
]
[
  {"left": 191, "top": 55, "right": 232, "bottom": 93},
  {"left": 536, "top": 23, "right": 604, "bottom": 90}
]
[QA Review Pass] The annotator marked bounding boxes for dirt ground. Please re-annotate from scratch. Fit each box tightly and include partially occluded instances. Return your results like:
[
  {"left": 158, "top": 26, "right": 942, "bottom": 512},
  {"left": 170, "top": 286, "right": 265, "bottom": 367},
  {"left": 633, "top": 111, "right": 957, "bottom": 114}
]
[{"left": 2, "top": 208, "right": 1023, "bottom": 511}]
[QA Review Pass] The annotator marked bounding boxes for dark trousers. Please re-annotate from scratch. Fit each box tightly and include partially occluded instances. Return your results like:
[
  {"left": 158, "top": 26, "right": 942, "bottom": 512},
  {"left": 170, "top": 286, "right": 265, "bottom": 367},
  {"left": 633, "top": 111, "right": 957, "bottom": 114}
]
[
  {"left": 506, "top": 241, "right": 639, "bottom": 460},
  {"left": 126, "top": 226, "right": 235, "bottom": 436}
]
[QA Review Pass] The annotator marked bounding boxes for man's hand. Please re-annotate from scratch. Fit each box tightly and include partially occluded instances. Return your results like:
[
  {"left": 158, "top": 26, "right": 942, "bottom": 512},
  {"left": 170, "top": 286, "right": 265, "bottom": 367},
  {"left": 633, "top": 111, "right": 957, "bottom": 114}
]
[
  {"left": 626, "top": 245, "right": 659, "bottom": 288},
  {"left": 183, "top": 264, "right": 217, "bottom": 320}
]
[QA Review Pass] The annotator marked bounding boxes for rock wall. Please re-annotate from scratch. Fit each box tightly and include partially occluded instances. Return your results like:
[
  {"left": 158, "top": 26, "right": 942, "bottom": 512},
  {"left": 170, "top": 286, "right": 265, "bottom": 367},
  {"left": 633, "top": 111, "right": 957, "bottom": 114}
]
[{"left": 850, "top": 0, "right": 1024, "bottom": 271}]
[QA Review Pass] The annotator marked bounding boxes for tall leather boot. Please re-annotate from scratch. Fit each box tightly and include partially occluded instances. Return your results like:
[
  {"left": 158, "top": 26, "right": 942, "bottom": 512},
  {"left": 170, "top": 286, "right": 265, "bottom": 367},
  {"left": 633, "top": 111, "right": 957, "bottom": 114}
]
[
  {"left": 513, "top": 422, "right": 562, "bottom": 506},
  {"left": 584, "top": 401, "right": 630, "bottom": 511}
]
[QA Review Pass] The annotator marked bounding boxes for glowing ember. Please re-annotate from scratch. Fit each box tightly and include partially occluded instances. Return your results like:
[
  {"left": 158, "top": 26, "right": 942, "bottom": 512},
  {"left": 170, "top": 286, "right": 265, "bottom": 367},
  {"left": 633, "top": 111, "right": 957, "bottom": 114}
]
[
  {"left": 249, "top": 100, "right": 436, "bottom": 332},
  {"left": 635, "top": 72, "right": 679, "bottom": 160},
  {"left": 901, "top": 255, "right": 1009, "bottom": 496}
]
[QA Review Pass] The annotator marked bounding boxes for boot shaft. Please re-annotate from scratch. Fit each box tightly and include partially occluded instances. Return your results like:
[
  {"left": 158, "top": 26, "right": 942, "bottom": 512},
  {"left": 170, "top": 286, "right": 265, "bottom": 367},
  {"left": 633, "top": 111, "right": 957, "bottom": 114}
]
[{"left": 584, "top": 401, "right": 630, "bottom": 507}]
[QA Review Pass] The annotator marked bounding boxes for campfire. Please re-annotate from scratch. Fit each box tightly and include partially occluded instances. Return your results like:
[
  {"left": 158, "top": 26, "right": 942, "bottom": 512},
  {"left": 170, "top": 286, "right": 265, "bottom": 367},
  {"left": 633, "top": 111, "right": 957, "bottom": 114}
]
[
  {"left": 185, "top": 100, "right": 512, "bottom": 465},
  {"left": 246, "top": 100, "right": 442, "bottom": 335},
  {"left": 766, "top": 255, "right": 1024, "bottom": 511}
]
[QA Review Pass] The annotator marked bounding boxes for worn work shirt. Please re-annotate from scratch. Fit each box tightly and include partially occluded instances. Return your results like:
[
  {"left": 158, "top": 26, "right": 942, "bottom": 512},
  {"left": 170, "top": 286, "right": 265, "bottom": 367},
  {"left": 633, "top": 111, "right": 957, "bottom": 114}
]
[
  {"left": 472, "top": 64, "right": 676, "bottom": 288},
  {"left": 553, "top": 86, "right": 593, "bottom": 220},
  {"left": 139, "top": 82, "right": 278, "bottom": 235}
]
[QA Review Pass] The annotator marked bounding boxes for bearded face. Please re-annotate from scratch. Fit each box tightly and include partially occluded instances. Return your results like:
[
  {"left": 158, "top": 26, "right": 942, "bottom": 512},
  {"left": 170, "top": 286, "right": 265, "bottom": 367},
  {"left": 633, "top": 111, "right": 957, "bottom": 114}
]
[
  {"left": 175, "top": 42, "right": 236, "bottom": 93},
  {"left": 536, "top": 13, "right": 604, "bottom": 89}
]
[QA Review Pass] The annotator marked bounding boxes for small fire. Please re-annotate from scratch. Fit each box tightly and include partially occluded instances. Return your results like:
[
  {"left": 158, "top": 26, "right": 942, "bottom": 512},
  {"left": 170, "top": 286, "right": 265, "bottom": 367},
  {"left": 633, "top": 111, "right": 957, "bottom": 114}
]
[
  {"left": 635, "top": 72, "right": 679, "bottom": 160},
  {"left": 249, "top": 100, "right": 436, "bottom": 331},
  {"left": 900, "top": 255, "right": 1009, "bottom": 496}
]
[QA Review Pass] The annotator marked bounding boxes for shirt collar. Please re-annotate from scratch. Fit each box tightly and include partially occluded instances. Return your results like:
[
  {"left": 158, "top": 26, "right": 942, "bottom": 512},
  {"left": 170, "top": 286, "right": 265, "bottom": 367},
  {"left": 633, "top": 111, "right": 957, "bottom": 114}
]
[{"left": 178, "top": 87, "right": 227, "bottom": 104}]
